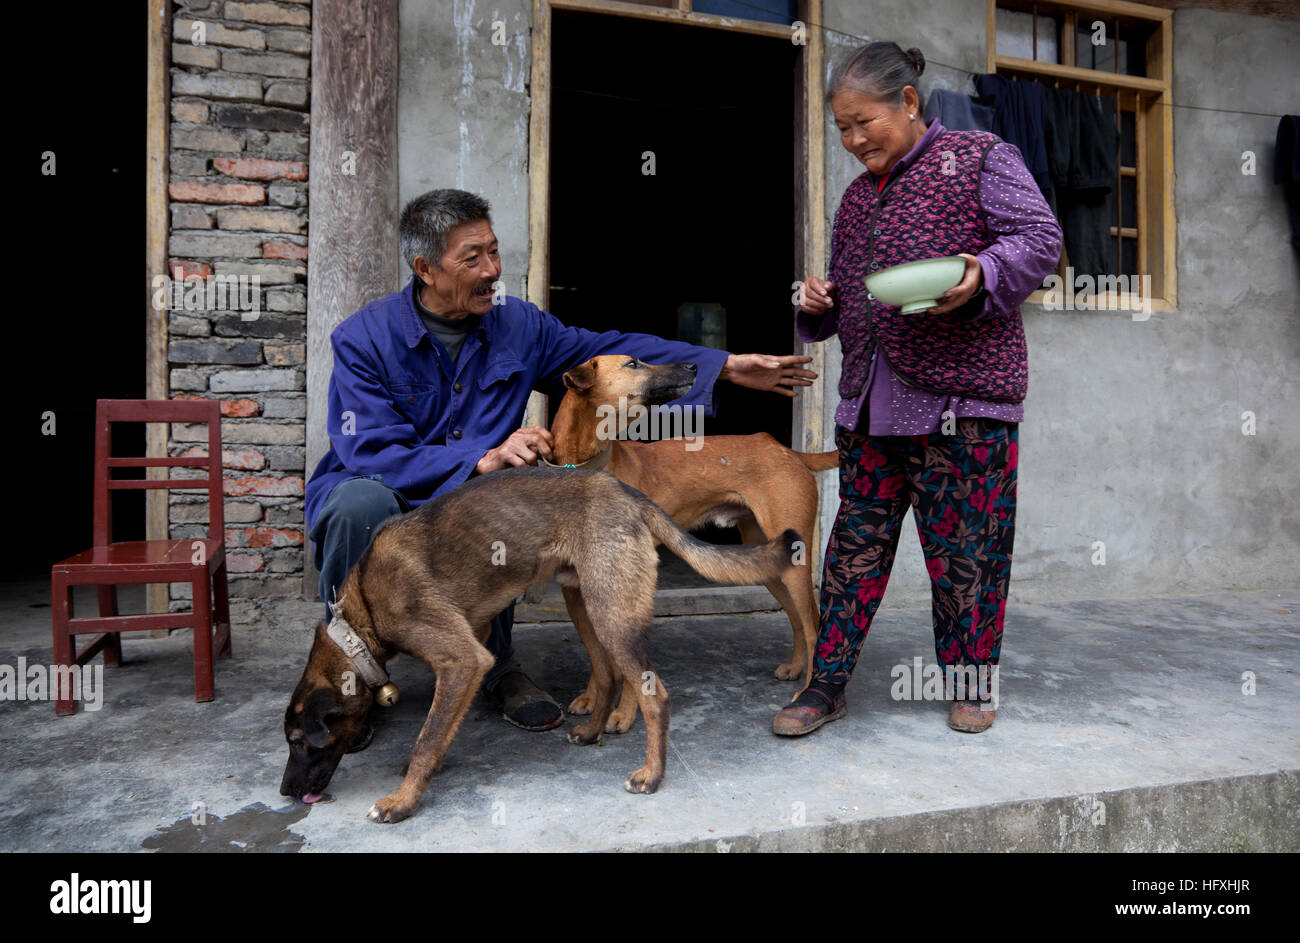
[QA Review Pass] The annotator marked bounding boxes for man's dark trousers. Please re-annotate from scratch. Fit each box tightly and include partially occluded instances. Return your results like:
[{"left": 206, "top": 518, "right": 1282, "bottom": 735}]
[{"left": 308, "top": 476, "right": 516, "bottom": 690}]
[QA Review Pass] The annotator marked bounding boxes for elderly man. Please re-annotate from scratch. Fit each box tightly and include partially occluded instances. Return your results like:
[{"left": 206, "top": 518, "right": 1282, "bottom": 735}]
[{"left": 306, "top": 188, "right": 815, "bottom": 740}]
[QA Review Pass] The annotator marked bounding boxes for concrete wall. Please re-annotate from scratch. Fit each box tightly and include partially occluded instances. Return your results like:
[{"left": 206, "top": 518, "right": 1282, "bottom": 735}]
[
  {"left": 819, "top": 2, "right": 1300, "bottom": 610},
  {"left": 398, "top": 0, "right": 532, "bottom": 296},
  {"left": 393, "top": 0, "right": 1300, "bottom": 611}
]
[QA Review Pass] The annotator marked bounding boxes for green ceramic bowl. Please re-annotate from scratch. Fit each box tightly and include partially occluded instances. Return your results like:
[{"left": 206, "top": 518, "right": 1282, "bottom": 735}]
[{"left": 863, "top": 256, "right": 966, "bottom": 314}]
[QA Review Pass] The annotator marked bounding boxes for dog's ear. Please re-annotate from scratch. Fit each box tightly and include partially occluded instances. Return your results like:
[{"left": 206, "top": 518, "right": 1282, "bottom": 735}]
[{"left": 563, "top": 361, "right": 595, "bottom": 392}]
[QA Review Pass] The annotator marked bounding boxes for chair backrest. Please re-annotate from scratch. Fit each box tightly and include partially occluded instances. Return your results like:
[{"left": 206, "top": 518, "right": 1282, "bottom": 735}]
[{"left": 93, "top": 399, "right": 224, "bottom": 547}]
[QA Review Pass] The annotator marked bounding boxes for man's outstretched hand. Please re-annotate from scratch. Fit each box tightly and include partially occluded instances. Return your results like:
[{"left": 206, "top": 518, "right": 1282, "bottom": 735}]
[
  {"left": 720, "top": 353, "right": 817, "bottom": 398},
  {"left": 476, "top": 425, "right": 554, "bottom": 474}
]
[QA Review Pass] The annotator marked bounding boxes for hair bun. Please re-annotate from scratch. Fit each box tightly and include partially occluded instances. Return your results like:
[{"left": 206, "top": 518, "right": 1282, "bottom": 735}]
[{"left": 906, "top": 47, "right": 926, "bottom": 76}]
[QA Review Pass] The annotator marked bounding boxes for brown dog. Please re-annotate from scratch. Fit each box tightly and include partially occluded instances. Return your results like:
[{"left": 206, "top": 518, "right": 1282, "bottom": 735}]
[
  {"left": 279, "top": 465, "right": 801, "bottom": 823},
  {"left": 549, "top": 355, "right": 838, "bottom": 734}
]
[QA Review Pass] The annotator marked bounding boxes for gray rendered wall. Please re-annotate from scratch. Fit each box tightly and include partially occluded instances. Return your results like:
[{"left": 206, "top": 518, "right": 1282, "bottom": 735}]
[
  {"left": 398, "top": 0, "right": 532, "bottom": 296},
  {"left": 821, "top": 2, "right": 1299, "bottom": 609},
  {"left": 396, "top": 0, "right": 1300, "bottom": 611}
]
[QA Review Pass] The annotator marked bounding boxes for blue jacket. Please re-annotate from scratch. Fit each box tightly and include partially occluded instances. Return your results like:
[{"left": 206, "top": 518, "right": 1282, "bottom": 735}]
[{"left": 304, "top": 276, "right": 730, "bottom": 528}]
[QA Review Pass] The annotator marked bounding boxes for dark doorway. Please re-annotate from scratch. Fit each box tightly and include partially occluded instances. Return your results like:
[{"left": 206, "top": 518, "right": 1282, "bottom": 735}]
[
  {"left": 4, "top": 8, "right": 146, "bottom": 583},
  {"left": 547, "top": 11, "right": 799, "bottom": 589},
  {"left": 548, "top": 10, "right": 798, "bottom": 444}
]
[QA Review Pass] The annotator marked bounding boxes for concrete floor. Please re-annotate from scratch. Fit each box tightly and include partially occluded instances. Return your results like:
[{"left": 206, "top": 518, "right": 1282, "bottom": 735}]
[{"left": 1, "top": 578, "right": 1297, "bottom": 852}]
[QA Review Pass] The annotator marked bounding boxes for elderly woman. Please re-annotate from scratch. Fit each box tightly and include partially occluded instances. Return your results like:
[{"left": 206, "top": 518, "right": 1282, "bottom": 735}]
[{"left": 774, "top": 43, "right": 1062, "bottom": 736}]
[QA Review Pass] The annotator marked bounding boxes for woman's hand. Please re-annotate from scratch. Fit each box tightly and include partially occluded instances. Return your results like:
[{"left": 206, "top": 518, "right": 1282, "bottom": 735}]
[
  {"left": 720, "top": 354, "right": 817, "bottom": 398},
  {"left": 928, "top": 253, "right": 984, "bottom": 314},
  {"left": 798, "top": 276, "right": 836, "bottom": 316}
]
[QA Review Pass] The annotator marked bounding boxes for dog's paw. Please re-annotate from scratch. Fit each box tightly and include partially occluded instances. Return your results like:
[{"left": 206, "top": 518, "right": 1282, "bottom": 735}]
[
  {"left": 622, "top": 766, "right": 663, "bottom": 795},
  {"left": 366, "top": 793, "right": 416, "bottom": 824},
  {"left": 567, "top": 692, "right": 595, "bottom": 716},
  {"left": 604, "top": 710, "right": 636, "bottom": 734},
  {"left": 567, "top": 724, "right": 602, "bottom": 746},
  {"left": 773, "top": 661, "right": 803, "bottom": 681}
]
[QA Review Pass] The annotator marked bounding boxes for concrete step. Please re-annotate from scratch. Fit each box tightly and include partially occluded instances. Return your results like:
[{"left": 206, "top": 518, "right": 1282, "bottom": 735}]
[
  {"left": 2, "top": 580, "right": 1296, "bottom": 852},
  {"left": 516, "top": 583, "right": 781, "bottom": 622}
]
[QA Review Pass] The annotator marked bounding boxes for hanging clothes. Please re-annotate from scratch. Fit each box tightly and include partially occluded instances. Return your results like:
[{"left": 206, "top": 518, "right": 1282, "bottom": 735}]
[
  {"left": 923, "top": 89, "right": 995, "bottom": 133},
  {"left": 1054, "top": 91, "right": 1118, "bottom": 279},
  {"left": 1041, "top": 85, "right": 1077, "bottom": 216},
  {"left": 973, "top": 74, "right": 1052, "bottom": 196}
]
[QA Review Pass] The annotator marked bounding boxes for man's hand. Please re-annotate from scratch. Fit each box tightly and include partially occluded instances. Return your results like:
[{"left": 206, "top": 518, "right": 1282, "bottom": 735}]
[
  {"left": 476, "top": 425, "right": 554, "bottom": 474},
  {"left": 798, "top": 276, "right": 836, "bottom": 316},
  {"left": 720, "top": 353, "right": 817, "bottom": 398},
  {"left": 928, "top": 253, "right": 984, "bottom": 314}
]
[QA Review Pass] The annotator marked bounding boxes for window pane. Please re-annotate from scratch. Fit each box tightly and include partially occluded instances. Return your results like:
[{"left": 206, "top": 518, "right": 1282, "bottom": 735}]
[
  {"left": 1121, "top": 176, "right": 1137, "bottom": 231},
  {"left": 1121, "top": 237, "right": 1138, "bottom": 277},
  {"left": 1076, "top": 18, "right": 1152, "bottom": 76},
  {"left": 1120, "top": 109, "right": 1136, "bottom": 166},
  {"left": 999, "top": 9, "right": 1035, "bottom": 59},
  {"left": 997, "top": 9, "right": 1061, "bottom": 63}
]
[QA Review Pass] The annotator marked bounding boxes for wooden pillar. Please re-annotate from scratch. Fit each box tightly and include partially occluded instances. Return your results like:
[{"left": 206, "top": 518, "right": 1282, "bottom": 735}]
[
  {"left": 304, "top": 0, "right": 400, "bottom": 597},
  {"left": 146, "top": 0, "right": 170, "bottom": 615},
  {"left": 523, "top": 0, "right": 553, "bottom": 430},
  {"left": 793, "top": 0, "right": 828, "bottom": 572}
]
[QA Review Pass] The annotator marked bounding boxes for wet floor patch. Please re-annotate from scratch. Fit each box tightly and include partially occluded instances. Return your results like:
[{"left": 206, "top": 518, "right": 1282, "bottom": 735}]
[{"left": 141, "top": 801, "right": 311, "bottom": 852}]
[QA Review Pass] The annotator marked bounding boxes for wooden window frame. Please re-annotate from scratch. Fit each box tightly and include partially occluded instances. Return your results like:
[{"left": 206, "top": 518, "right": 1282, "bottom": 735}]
[{"left": 987, "top": 0, "right": 1177, "bottom": 311}]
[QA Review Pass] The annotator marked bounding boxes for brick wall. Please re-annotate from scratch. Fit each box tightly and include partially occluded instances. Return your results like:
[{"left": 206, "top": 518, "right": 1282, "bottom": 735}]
[{"left": 166, "top": 0, "right": 312, "bottom": 603}]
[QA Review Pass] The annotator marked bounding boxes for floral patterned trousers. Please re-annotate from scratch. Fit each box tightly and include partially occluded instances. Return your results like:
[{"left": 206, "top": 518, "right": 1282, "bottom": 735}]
[{"left": 812, "top": 418, "right": 1019, "bottom": 691}]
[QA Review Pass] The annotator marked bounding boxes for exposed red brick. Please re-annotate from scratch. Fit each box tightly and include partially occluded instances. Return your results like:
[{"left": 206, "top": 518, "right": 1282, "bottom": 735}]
[
  {"left": 172, "top": 395, "right": 261, "bottom": 418},
  {"left": 212, "top": 157, "right": 308, "bottom": 182},
  {"left": 224, "top": 475, "right": 304, "bottom": 497},
  {"left": 168, "top": 181, "right": 266, "bottom": 205},
  {"left": 228, "top": 526, "right": 303, "bottom": 548},
  {"left": 180, "top": 445, "right": 267, "bottom": 471},
  {"left": 169, "top": 260, "right": 213, "bottom": 279},
  {"left": 226, "top": 552, "right": 265, "bottom": 573},
  {"left": 221, "top": 398, "right": 260, "bottom": 418},
  {"left": 262, "top": 240, "right": 308, "bottom": 260}
]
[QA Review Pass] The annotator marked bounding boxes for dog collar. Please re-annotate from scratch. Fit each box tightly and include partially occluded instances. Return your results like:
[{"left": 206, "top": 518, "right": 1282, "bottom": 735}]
[
  {"left": 540, "top": 442, "right": 612, "bottom": 471},
  {"left": 325, "top": 596, "right": 390, "bottom": 690}
]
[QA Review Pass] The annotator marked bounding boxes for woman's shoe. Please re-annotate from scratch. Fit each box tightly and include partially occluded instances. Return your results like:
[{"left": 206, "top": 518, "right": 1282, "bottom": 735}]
[
  {"left": 947, "top": 700, "right": 996, "bottom": 733},
  {"left": 773, "top": 684, "right": 847, "bottom": 736}
]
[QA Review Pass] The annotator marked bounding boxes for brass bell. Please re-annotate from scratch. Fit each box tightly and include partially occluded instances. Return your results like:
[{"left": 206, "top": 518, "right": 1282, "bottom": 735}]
[{"left": 374, "top": 683, "right": 400, "bottom": 707}]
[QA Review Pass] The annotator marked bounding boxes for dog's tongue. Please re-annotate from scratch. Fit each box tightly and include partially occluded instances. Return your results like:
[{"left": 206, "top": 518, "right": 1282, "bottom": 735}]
[{"left": 302, "top": 792, "right": 324, "bottom": 804}]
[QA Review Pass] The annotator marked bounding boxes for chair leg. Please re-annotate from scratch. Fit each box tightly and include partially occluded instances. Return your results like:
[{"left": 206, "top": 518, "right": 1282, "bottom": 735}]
[
  {"left": 212, "top": 559, "right": 232, "bottom": 659},
  {"left": 97, "top": 585, "right": 122, "bottom": 667},
  {"left": 192, "top": 568, "right": 214, "bottom": 703},
  {"left": 51, "top": 573, "right": 77, "bottom": 716}
]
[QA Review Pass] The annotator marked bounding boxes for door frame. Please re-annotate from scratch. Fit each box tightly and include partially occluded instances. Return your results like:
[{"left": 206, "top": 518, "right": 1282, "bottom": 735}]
[{"left": 525, "top": 0, "right": 828, "bottom": 558}]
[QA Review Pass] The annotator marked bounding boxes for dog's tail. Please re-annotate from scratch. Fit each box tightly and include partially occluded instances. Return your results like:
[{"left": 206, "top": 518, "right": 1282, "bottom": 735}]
[
  {"left": 638, "top": 495, "right": 802, "bottom": 586},
  {"left": 795, "top": 450, "right": 839, "bottom": 472}
]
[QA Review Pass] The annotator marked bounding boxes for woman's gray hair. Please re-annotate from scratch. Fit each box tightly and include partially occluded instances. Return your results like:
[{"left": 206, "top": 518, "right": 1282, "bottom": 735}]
[
  {"left": 827, "top": 42, "right": 926, "bottom": 107},
  {"left": 399, "top": 189, "right": 493, "bottom": 272}
]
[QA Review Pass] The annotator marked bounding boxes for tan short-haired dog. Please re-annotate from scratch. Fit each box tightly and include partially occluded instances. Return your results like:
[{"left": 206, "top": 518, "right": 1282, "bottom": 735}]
[
  {"left": 280, "top": 465, "right": 801, "bottom": 823},
  {"left": 549, "top": 355, "right": 837, "bottom": 733}
]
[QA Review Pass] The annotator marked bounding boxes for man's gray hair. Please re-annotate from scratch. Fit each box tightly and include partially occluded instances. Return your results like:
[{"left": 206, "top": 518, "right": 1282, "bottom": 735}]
[{"left": 399, "top": 189, "right": 492, "bottom": 273}]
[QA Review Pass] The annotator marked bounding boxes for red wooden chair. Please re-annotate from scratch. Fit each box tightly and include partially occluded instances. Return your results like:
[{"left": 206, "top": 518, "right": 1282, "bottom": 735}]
[{"left": 51, "top": 399, "right": 231, "bottom": 715}]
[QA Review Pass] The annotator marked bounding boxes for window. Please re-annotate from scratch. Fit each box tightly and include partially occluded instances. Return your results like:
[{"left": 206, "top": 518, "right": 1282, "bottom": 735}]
[{"left": 988, "top": 0, "right": 1176, "bottom": 309}]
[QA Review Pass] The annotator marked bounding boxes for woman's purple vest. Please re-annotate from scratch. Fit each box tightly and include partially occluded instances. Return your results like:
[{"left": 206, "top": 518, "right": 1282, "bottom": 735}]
[{"left": 829, "top": 130, "right": 1029, "bottom": 404}]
